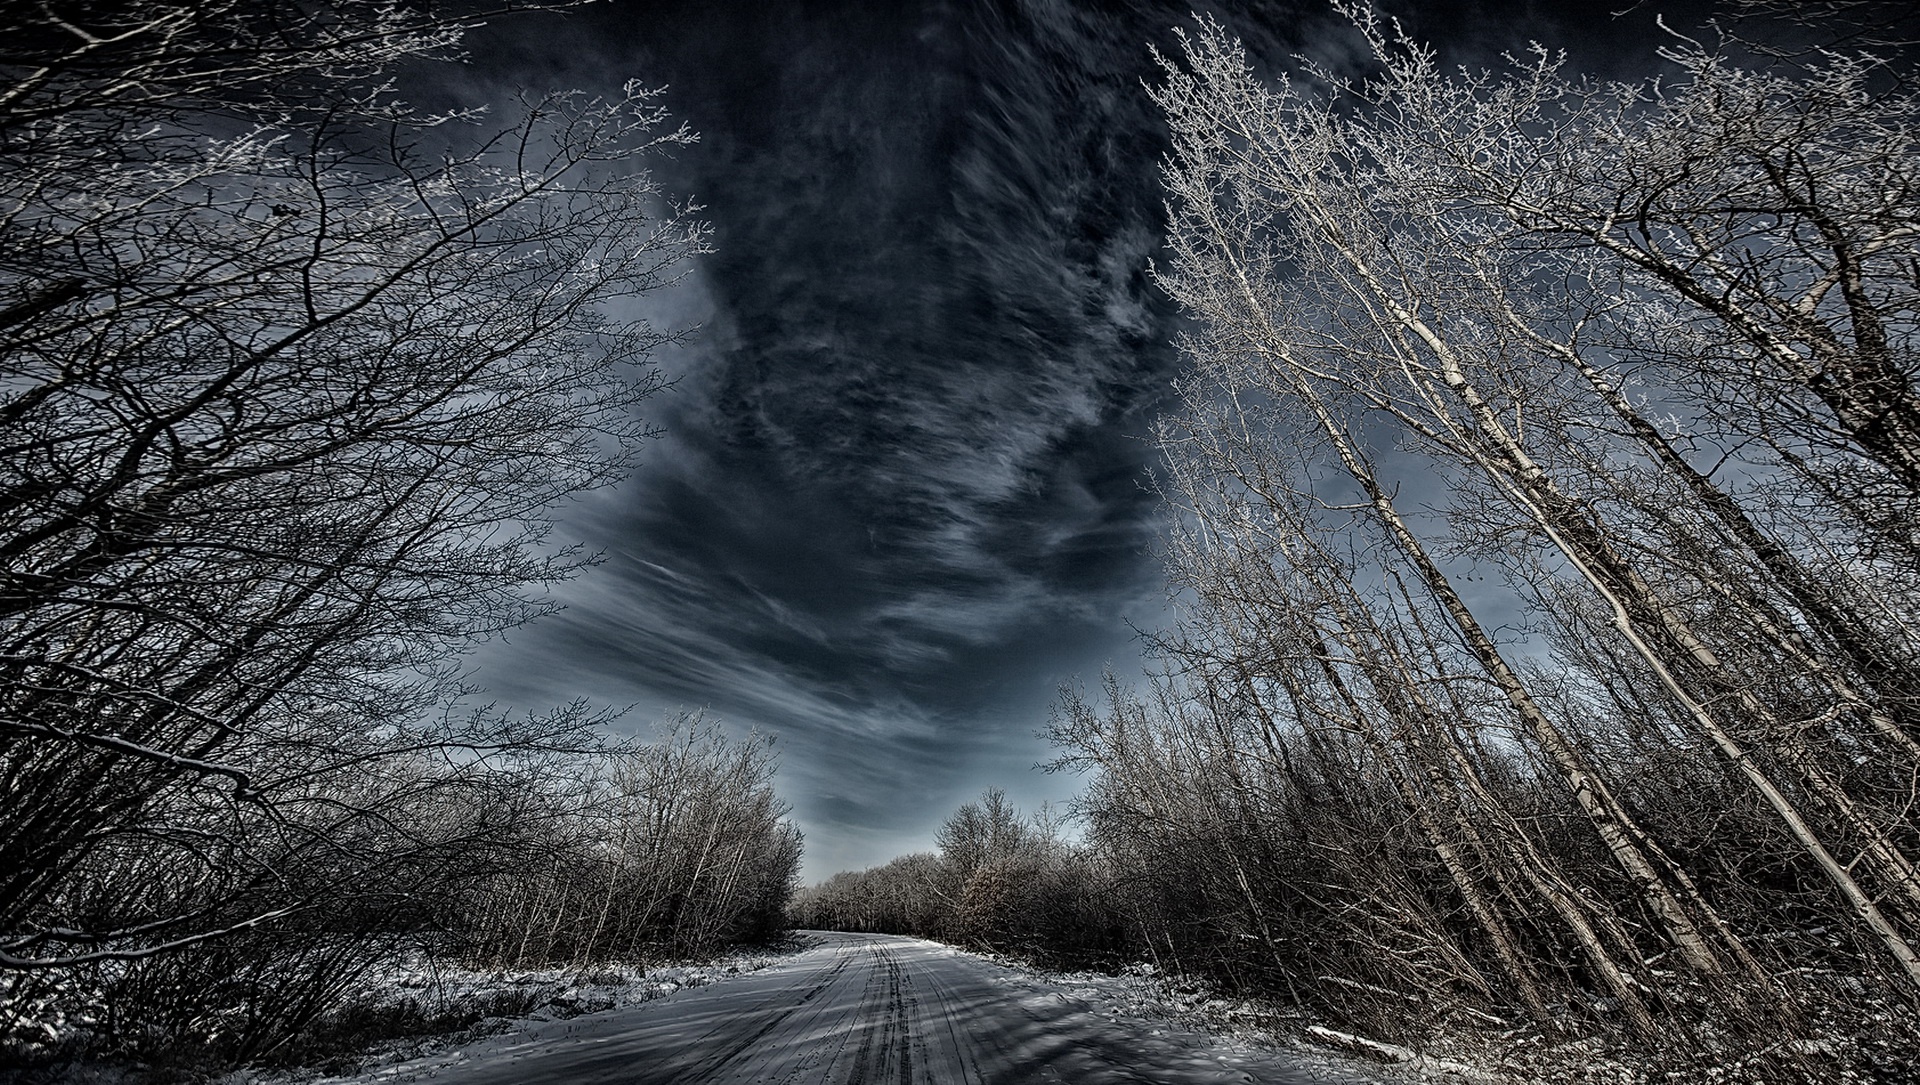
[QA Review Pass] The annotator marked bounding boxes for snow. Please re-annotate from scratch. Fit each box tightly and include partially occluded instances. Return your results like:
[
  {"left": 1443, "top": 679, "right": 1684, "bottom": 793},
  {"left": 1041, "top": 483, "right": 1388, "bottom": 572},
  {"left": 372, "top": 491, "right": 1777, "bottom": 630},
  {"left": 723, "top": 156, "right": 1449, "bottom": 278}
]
[{"left": 254, "top": 932, "right": 1389, "bottom": 1084}]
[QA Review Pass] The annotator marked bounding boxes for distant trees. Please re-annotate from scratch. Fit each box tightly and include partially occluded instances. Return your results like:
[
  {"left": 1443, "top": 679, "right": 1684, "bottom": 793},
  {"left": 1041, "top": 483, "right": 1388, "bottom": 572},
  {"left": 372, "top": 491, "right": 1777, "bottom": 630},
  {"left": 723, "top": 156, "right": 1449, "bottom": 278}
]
[
  {"left": 796, "top": 852, "right": 953, "bottom": 938},
  {"left": 0, "top": 0, "right": 799, "bottom": 1072},
  {"left": 790, "top": 790, "right": 1125, "bottom": 969}
]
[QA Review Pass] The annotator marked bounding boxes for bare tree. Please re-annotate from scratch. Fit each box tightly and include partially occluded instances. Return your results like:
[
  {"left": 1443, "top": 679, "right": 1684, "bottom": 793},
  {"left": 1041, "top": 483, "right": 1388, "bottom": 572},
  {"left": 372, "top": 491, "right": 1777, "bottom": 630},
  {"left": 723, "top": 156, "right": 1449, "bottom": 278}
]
[
  {"left": 1150, "top": 3, "right": 1920, "bottom": 991},
  {"left": 460, "top": 717, "right": 802, "bottom": 968},
  {"left": 0, "top": 0, "right": 710, "bottom": 971}
]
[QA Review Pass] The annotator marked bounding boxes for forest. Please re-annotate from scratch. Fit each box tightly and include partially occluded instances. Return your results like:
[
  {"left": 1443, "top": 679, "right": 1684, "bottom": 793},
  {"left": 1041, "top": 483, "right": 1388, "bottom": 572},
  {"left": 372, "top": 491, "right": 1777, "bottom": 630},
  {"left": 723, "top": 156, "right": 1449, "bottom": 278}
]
[{"left": 4, "top": 0, "right": 1919, "bottom": 1081}]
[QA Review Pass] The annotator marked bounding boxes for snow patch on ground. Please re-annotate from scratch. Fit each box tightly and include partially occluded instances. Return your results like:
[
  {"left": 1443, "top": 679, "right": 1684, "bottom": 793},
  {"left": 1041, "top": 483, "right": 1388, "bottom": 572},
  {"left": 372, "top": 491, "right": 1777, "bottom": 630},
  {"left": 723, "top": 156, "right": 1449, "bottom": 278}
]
[
  {"left": 226, "top": 940, "right": 811, "bottom": 1085},
  {"left": 1018, "top": 958, "right": 1909, "bottom": 1085},
  {"left": 1005, "top": 958, "right": 1461, "bottom": 1083}
]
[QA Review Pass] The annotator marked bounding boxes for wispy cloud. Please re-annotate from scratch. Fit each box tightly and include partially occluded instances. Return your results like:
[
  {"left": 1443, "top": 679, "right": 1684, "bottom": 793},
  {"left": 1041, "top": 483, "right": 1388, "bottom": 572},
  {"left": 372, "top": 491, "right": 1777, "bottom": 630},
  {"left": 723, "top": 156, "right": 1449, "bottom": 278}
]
[{"left": 458, "top": 0, "right": 1253, "bottom": 877}]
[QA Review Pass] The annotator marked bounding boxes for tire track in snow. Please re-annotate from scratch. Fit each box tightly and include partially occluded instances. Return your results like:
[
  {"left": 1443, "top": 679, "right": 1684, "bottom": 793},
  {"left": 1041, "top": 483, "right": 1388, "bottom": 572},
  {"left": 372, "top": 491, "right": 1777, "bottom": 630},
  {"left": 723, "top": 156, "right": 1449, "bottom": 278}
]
[
  {"left": 653, "top": 939, "right": 859, "bottom": 1084},
  {"left": 843, "top": 947, "right": 887, "bottom": 1085},
  {"left": 846, "top": 946, "right": 911, "bottom": 1085}
]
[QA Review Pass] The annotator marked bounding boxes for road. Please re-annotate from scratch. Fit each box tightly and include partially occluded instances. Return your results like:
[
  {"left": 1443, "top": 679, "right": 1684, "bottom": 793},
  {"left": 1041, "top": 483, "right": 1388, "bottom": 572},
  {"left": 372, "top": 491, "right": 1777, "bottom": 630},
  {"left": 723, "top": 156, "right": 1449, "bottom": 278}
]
[{"left": 361, "top": 932, "right": 1377, "bottom": 1084}]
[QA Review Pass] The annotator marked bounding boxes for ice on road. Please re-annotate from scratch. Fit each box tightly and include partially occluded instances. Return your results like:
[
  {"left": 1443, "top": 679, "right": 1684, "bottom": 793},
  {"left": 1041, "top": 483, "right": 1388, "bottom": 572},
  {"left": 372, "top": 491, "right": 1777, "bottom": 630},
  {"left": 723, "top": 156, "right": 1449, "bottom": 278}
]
[{"left": 334, "top": 932, "right": 1380, "bottom": 1084}]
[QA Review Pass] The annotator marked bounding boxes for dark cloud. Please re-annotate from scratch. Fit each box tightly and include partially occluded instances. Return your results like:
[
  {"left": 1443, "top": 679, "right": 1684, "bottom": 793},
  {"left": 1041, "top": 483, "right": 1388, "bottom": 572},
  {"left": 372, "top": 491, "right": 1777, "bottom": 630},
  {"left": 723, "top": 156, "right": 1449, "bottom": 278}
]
[{"left": 457, "top": 0, "right": 1726, "bottom": 878}]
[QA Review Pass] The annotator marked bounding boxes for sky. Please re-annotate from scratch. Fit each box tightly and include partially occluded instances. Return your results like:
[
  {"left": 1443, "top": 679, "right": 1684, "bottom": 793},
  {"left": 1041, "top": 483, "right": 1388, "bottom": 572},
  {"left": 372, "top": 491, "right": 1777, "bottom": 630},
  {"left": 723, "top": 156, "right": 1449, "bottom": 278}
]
[{"left": 450, "top": 0, "right": 1720, "bottom": 879}]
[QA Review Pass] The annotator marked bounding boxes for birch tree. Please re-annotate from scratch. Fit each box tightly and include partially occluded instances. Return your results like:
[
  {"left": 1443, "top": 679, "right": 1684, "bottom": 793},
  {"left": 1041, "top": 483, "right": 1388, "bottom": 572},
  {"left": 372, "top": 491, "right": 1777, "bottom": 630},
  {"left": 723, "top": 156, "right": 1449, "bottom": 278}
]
[{"left": 1150, "top": 0, "right": 1920, "bottom": 1003}]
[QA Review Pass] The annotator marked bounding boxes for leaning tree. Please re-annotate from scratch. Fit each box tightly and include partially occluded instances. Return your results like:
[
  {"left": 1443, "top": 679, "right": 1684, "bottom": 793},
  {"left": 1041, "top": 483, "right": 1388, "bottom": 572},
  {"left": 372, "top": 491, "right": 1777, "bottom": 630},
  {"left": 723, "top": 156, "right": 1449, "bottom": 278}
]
[{"left": 1147, "top": 0, "right": 1920, "bottom": 1029}]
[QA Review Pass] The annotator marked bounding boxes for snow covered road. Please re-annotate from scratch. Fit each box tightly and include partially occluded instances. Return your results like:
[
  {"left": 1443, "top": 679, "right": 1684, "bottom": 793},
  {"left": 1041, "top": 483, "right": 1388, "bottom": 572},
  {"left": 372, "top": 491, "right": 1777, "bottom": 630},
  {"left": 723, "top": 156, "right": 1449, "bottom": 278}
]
[{"left": 335, "top": 932, "right": 1380, "bottom": 1084}]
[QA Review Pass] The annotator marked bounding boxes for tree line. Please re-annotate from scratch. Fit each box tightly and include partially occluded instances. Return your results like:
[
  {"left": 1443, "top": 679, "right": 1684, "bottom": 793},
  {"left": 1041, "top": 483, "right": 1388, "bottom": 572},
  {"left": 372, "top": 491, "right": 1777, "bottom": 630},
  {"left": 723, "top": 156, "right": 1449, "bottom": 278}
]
[
  {"left": 0, "top": 0, "right": 798, "bottom": 1074},
  {"left": 790, "top": 789, "right": 1121, "bottom": 970},
  {"left": 805, "top": 4, "right": 1920, "bottom": 1081}
]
